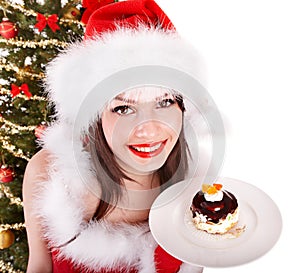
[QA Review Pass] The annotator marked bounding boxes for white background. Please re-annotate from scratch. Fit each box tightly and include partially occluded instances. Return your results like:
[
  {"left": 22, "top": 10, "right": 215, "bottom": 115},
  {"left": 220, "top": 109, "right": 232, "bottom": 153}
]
[{"left": 157, "top": 0, "right": 299, "bottom": 272}]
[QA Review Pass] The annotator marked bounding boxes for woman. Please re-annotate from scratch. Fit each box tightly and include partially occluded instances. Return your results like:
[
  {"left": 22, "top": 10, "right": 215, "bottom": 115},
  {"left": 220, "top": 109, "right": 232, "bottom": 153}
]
[{"left": 23, "top": 0, "right": 206, "bottom": 272}]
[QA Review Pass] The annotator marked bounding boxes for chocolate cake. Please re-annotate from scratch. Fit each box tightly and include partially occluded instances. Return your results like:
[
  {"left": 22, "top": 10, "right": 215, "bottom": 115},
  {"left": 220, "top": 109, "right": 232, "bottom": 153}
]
[{"left": 190, "top": 183, "right": 239, "bottom": 234}]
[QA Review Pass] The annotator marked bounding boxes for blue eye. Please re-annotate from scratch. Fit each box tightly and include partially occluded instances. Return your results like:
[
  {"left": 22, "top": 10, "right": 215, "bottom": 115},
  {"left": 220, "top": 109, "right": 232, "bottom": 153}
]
[
  {"left": 112, "top": 105, "right": 134, "bottom": 115},
  {"left": 157, "top": 98, "right": 175, "bottom": 108}
]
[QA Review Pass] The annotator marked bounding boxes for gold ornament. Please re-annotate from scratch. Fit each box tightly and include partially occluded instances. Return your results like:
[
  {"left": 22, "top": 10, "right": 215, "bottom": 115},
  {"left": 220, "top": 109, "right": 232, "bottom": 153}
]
[
  {"left": 0, "top": 230, "right": 15, "bottom": 249},
  {"left": 63, "top": 7, "right": 81, "bottom": 20}
]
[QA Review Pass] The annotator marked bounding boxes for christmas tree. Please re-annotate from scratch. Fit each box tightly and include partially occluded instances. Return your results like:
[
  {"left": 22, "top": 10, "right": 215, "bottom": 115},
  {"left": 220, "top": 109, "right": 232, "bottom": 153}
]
[{"left": 0, "top": 0, "right": 84, "bottom": 271}]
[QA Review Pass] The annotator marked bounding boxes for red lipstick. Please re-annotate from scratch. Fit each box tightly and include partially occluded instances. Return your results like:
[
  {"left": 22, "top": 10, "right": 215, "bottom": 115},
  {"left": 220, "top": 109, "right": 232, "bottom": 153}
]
[{"left": 129, "top": 140, "right": 167, "bottom": 158}]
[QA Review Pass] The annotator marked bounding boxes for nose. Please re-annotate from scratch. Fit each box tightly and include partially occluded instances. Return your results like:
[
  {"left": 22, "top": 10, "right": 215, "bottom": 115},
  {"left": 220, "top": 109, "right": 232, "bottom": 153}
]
[{"left": 133, "top": 120, "right": 161, "bottom": 139}]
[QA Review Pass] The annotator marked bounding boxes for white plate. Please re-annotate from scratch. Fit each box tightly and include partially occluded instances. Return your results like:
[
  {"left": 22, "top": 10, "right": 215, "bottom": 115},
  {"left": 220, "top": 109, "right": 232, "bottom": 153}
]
[{"left": 149, "top": 177, "right": 282, "bottom": 267}]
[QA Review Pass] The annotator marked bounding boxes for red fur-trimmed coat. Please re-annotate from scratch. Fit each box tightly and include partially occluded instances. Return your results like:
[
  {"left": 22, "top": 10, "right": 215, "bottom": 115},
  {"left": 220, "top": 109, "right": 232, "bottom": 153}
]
[{"left": 35, "top": 123, "right": 203, "bottom": 273}]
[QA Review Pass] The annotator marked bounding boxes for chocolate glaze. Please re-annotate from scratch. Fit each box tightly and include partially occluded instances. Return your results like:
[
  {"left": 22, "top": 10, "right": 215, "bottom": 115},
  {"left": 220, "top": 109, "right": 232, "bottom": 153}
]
[{"left": 190, "top": 190, "right": 238, "bottom": 223}]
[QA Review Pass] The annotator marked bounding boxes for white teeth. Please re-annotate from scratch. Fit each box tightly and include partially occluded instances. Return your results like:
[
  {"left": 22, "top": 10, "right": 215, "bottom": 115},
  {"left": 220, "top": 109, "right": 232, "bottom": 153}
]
[{"left": 132, "top": 142, "right": 162, "bottom": 153}]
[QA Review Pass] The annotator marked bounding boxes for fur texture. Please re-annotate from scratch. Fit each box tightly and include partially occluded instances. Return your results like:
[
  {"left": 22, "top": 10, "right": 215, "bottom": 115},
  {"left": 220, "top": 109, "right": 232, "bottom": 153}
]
[
  {"left": 37, "top": 25, "right": 205, "bottom": 272},
  {"left": 44, "top": 26, "right": 205, "bottom": 134},
  {"left": 36, "top": 122, "right": 157, "bottom": 271},
  {"left": 36, "top": 122, "right": 203, "bottom": 272}
]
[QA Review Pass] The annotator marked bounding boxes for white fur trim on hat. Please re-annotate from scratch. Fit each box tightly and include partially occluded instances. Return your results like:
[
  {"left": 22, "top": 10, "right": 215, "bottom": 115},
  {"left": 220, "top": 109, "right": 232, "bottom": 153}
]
[{"left": 44, "top": 26, "right": 205, "bottom": 132}]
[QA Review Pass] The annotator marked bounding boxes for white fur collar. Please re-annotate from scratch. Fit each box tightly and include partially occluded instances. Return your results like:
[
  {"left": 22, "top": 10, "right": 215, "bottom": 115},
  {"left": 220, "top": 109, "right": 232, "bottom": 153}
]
[
  {"left": 36, "top": 122, "right": 202, "bottom": 272},
  {"left": 35, "top": 122, "right": 157, "bottom": 272}
]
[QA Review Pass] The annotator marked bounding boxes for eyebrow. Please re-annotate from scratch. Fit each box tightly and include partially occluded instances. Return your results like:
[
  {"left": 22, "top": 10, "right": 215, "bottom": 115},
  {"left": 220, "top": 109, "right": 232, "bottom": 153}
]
[
  {"left": 114, "top": 95, "right": 137, "bottom": 104},
  {"left": 114, "top": 93, "right": 172, "bottom": 104},
  {"left": 155, "top": 93, "right": 173, "bottom": 101}
]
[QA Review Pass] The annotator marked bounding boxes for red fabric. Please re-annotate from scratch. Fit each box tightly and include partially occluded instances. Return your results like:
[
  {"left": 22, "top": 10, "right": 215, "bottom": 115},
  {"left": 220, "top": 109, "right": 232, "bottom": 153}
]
[
  {"left": 154, "top": 245, "right": 183, "bottom": 273},
  {"left": 52, "top": 250, "right": 78, "bottom": 273},
  {"left": 83, "top": 0, "right": 175, "bottom": 39},
  {"left": 52, "top": 246, "right": 183, "bottom": 273},
  {"left": 51, "top": 250, "right": 138, "bottom": 273},
  {"left": 81, "top": 0, "right": 115, "bottom": 25}
]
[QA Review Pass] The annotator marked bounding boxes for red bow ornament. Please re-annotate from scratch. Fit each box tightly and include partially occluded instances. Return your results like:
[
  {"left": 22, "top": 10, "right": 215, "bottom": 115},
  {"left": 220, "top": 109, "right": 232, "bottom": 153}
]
[
  {"left": 10, "top": 83, "right": 32, "bottom": 98},
  {"left": 35, "top": 13, "right": 60, "bottom": 32}
]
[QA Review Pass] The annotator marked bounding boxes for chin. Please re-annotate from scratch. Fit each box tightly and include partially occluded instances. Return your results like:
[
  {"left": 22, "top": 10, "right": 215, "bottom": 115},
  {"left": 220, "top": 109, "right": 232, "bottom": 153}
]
[{"left": 122, "top": 157, "right": 167, "bottom": 175}]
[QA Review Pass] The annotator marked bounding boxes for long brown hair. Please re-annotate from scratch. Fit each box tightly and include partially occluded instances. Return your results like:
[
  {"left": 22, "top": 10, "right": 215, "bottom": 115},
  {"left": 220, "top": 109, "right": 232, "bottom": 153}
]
[{"left": 88, "top": 93, "right": 189, "bottom": 220}]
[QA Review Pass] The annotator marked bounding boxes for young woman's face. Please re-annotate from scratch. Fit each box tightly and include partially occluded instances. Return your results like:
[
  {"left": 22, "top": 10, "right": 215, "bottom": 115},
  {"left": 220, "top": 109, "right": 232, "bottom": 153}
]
[{"left": 101, "top": 87, "right": 183, "bottom": 175}]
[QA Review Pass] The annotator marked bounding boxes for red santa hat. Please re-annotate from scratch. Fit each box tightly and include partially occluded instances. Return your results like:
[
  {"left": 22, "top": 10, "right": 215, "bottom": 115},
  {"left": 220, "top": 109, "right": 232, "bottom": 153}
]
[
  {"left": 82, "top": 0, "right": 175, "bottom": 37},
  {"left": 45, "top": 0, "right": 205, "bottom": 133}
]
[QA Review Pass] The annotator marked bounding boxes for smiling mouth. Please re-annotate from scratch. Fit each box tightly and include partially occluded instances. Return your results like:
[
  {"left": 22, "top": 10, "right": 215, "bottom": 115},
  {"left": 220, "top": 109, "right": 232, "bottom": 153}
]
[{"left": 129, "top": 140, "right": 167, "bottom": 158}]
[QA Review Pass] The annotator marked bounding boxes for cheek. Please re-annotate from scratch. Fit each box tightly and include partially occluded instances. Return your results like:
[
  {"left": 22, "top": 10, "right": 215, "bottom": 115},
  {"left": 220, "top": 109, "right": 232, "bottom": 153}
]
[
  {"left": 165, "top": 108, "right": 183, "bottom": 139},
  {"left": 102, "top": 112, "right": 132, "bottom": 151}
]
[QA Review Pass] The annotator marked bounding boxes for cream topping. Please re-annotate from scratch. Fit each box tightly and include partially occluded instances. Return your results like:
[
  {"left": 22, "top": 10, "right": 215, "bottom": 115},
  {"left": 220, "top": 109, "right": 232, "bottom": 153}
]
[{"left": 204, "top": 190, "right": 224, "bottom": 202}]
